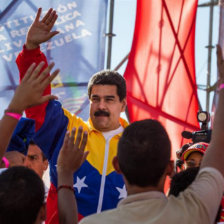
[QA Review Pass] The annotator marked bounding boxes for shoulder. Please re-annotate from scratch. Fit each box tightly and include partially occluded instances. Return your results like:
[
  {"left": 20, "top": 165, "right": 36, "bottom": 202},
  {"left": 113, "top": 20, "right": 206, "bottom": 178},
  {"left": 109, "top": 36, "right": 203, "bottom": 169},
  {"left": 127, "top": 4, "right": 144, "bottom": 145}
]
[
  {"left": 168, "top": 167, "right": 224, "bottom": 223},
  {"left": 79, "top": 208, "right": 118, "bottom": 224}
]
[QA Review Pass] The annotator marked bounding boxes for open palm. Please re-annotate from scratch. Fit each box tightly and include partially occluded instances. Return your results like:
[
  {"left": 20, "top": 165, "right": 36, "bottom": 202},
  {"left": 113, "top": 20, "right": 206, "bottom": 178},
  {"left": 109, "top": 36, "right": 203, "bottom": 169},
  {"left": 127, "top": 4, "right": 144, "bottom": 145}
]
[{"left": 26, "top": 8, "right": 59, "bottom": 49}]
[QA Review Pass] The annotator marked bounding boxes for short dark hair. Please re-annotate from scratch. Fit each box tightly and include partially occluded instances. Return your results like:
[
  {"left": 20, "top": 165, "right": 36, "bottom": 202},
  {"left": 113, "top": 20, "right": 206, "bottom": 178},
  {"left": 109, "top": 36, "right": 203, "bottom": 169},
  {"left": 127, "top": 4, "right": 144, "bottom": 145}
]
[
  {"left": 0, "top": 166, "right": 45, "bottom": 224},
  {"left": 169, "top": 167, "right": 199, "bottom": 197},
  {"left": 118, "top": 119, "right": 171, "bottom": 187},
  {"left": 29, "top": 140, "right": 47, "bottom": 161},
  {"left": 87, "top": 70, "right": 126, "bottom": 101}
]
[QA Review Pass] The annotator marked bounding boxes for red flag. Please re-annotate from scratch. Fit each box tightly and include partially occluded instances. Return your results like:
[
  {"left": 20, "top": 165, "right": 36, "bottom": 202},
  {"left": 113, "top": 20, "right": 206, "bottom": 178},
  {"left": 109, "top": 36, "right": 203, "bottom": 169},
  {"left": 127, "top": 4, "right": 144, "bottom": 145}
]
[{"left": 124, "top": 0, "right": 200, "bottom": 159}]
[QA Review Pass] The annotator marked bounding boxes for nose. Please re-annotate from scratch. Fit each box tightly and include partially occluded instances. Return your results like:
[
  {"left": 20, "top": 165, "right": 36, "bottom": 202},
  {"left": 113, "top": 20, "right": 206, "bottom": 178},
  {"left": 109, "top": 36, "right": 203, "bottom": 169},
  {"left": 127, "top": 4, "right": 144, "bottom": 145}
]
[{"left": 98, "top": 99, "right": 106, "bottom": 110}]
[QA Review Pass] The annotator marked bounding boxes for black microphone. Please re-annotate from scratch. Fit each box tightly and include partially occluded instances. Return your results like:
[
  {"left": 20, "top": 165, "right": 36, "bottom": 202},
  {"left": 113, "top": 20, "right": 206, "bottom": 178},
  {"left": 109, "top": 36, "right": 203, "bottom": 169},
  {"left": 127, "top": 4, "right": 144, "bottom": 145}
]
[{"left": 182, "top": 131, "right": 193, "bottom": 139}]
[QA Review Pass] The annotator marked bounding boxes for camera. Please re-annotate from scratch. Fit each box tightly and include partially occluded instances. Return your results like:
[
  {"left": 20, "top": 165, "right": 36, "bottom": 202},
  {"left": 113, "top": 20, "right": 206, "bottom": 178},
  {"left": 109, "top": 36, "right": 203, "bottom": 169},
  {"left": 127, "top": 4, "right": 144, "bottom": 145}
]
[
  {"left": 181, "top": 111, "right": 211, "bottom": 144},
  {"left": 176, "top": 111, "right": 211, "bottom": 169}
]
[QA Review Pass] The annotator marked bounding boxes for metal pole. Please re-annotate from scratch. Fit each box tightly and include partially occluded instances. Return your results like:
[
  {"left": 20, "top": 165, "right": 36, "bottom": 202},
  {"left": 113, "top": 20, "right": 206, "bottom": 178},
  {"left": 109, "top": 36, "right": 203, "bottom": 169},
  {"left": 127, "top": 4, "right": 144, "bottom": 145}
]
[
  {"left": 106, "top": 0, "right": 115, "bottom": 69},
  {"left": 206, "top": 0, "right": 215, "bottom": 112},
  {"left": 113, "top": 53, "right": 129, "bottom": 71},
  {"left": 198, "top": 0, "right": 218, "bottom": 7}
]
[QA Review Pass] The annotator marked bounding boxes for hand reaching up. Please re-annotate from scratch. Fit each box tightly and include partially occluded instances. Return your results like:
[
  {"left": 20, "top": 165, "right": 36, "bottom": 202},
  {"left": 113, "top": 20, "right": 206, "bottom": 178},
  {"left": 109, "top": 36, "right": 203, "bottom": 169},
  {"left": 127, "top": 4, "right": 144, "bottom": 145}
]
[
  {"left": 57, "top": 127, "right": 89, "bottom": 174},
  {"left": 26, "top": 8, "right": 59, "bottom": 49},
  {"left": 57, "top": 127, "right": 88, "bottom": 224},
  {"left": 8, "top": 62, "right": 60, "bottom": 113}
]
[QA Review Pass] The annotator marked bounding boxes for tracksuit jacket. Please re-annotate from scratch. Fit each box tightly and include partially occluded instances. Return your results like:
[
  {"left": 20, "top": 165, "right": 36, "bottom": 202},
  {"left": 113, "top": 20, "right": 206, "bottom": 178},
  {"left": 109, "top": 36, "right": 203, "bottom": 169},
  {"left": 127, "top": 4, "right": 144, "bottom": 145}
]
[{"left": 16, "top": 46, "right": 128, "bottom": 223}]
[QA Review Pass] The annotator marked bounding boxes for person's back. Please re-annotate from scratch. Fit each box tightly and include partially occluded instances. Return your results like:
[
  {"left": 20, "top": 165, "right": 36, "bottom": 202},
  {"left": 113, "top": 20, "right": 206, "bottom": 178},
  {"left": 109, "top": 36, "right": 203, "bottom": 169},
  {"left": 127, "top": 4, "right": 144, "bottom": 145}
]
[
  {"left": 80, "top": 117, "right": 224, "bottom": 224},
  {"left": 0, "top": 166, "right": 45, "bottom": 224}
]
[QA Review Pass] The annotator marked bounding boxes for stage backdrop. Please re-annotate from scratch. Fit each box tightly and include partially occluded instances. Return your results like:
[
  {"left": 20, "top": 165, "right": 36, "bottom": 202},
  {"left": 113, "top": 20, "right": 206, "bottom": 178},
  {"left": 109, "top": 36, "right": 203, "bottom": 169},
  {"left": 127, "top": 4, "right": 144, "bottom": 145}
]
[
  {"left": 124, "top": 0, "right": 200, "bottom": 159},
  {"left": 0, "top": 0, "right": 108, "bottom": 120}
]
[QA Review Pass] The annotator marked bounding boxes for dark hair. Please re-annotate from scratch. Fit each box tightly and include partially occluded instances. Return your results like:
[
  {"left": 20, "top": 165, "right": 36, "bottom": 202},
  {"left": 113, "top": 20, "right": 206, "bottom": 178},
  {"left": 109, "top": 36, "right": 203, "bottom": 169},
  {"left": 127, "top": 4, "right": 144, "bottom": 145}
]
[
  {"left": 29, "top": 140, "right": 47, "bottom": 161},
  {"left": 169, "top": 167, "right": 199, "bottom": 197},
  {"left": 118, "top": 119, "right": 171, "bottom": 187},
  {"left": 87, "top": 70, "right": 126, "bottom": 101},
  {"left": 0, "top": 166, "right": 45, "bottom": 224}
]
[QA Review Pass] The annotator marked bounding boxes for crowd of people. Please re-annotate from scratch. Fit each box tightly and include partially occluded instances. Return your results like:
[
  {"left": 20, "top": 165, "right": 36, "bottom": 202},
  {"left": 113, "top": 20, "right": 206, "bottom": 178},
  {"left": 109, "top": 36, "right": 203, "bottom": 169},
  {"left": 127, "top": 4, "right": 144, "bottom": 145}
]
[{"left": 0, "top": 7, "right": 224, "bottom": 224}]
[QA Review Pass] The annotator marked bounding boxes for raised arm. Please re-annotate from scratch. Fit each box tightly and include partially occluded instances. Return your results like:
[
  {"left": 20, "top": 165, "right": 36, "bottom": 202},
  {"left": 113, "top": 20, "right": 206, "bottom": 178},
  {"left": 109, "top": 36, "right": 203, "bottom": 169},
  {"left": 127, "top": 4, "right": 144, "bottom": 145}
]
[
  {"left": 16, "top": 8, "right": 59, "bottom": 130},
  {"left": 0, "top": 62, "right": 59, "bottom": 160},
  {"left": 57, "top": 127, "right": 88, "bottom": 224},
  {"left": 200, "top": 45, "right": 224, "bottom": 175}
]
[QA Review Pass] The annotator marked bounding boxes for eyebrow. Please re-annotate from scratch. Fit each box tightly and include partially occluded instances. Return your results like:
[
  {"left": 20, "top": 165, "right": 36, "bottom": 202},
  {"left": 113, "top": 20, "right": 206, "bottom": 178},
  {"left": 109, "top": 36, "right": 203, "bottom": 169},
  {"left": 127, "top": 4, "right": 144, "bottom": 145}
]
[
  {"left": 91, "top": 95, "right": 99, "bottom": 98},
  {"left": 105, "top": 96, "right": 115, "bottom": 99},
  {"left": 91, "top": 95, "right": 115, "bottom": 99},
  {"left": 27, "top": 154, "right": 39, "bottom": 159}
]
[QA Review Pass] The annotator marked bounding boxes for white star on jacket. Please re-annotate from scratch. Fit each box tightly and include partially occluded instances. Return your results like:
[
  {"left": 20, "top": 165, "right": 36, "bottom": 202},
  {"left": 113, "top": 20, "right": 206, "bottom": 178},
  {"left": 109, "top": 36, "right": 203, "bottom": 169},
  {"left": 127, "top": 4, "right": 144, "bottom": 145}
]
[
  {"left": 74, "top": 176, "right": 88, "bottom": 193},
  {"left": 116, "top": 185, "right": 127, "bottom": 199}
]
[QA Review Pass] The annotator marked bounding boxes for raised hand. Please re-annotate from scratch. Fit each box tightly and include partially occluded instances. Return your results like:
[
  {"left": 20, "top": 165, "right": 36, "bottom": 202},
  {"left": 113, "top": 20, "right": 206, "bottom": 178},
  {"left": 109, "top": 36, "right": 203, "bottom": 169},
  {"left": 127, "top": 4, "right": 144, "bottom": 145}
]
[
  {"left": 57, "top": 127, "right": 89, "bottom": 174},
  {"left": 57, "top": 127, "right": 88, "bottom": 224},
  {"left": 8, "top": 62, "right": 60, "bottom": 113},
  {"left": 26, "top": 8, "right": 59, "bottom": 49}
]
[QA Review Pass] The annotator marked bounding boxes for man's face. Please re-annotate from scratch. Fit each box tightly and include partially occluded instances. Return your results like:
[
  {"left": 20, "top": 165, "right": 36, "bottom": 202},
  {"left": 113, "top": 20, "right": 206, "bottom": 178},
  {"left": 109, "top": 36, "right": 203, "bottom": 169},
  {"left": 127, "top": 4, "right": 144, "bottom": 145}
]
[
  {"left": 89, "top": 85, "right": 126, "bottom": 132},
  {"left": 24, "top": 144, "right": 48, "bottom": 178},
  {"left": 184, "top": 151, "right": 203, "bottom": 169}
]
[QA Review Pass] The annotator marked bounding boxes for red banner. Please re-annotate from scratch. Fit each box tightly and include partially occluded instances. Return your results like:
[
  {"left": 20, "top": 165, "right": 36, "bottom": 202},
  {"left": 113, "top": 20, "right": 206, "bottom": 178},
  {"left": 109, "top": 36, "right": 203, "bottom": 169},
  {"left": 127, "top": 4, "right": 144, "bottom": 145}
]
[{"left": 124, "top": 0, "right": 200, "bottom": 158}]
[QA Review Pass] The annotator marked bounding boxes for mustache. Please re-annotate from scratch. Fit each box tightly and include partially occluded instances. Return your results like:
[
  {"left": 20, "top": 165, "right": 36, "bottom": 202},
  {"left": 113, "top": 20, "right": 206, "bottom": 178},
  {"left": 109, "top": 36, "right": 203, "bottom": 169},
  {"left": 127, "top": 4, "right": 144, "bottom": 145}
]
[{"left": 94, "top": 110, "right": 110, "bottom": 117}]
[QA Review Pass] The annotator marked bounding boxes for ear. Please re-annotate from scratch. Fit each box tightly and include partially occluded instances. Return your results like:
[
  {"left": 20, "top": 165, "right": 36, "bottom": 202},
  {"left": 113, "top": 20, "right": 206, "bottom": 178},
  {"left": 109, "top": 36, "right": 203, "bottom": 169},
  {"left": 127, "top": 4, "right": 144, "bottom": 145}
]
[
  {"left": 43, "top": 160, "right": 48, "bottom": 171},
  {"left": 121, "top": 98, "right": 127, "bottom": 112},
  {"left": 112, "top": 156, "right": 122, "bottom": 174}
]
